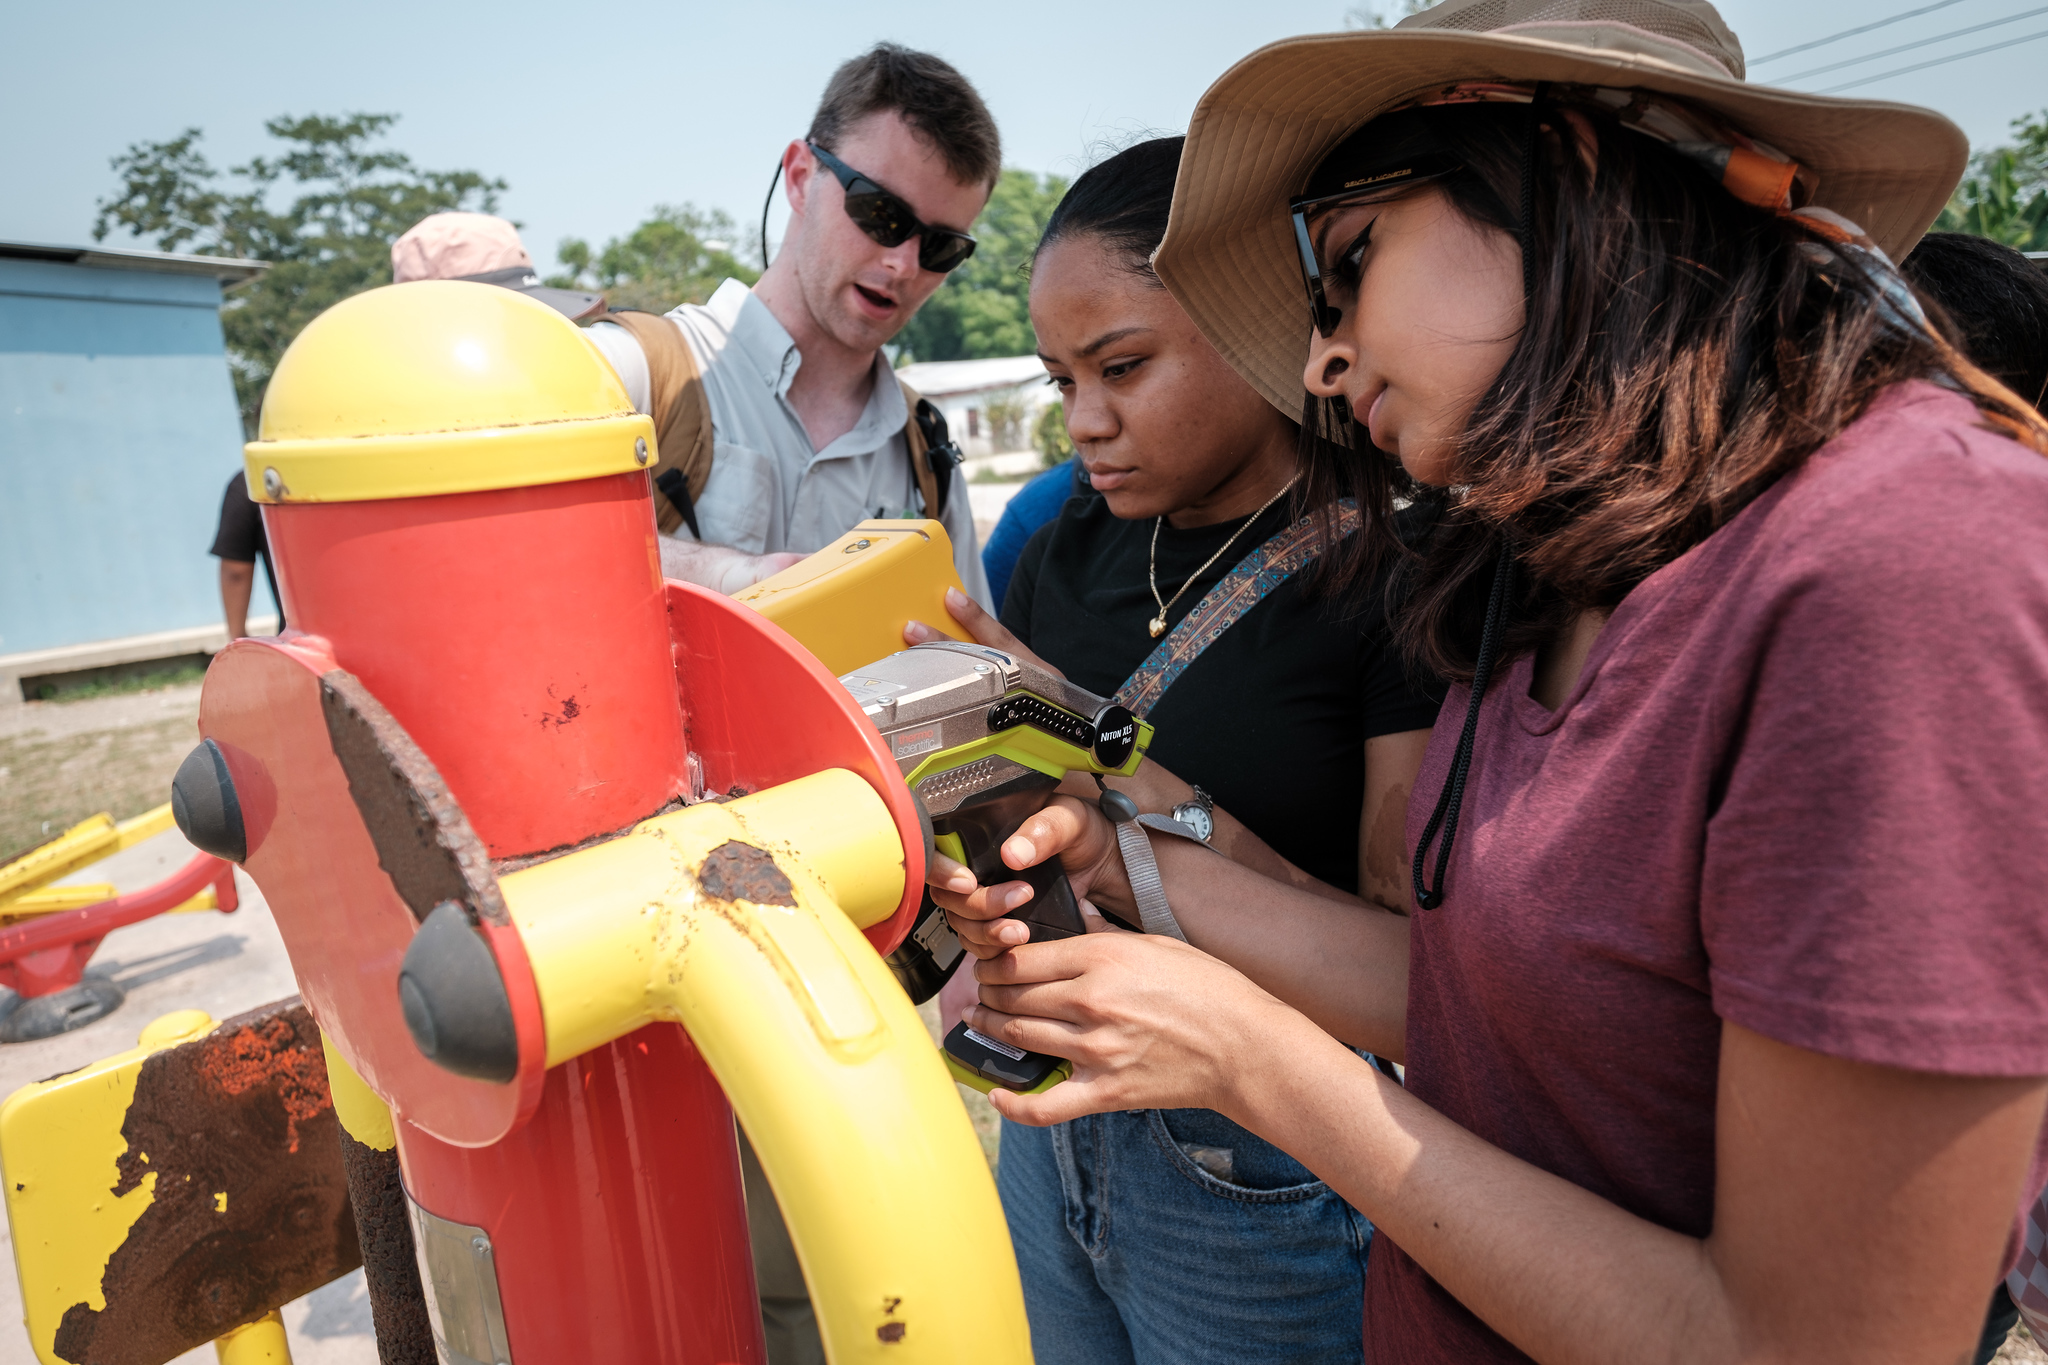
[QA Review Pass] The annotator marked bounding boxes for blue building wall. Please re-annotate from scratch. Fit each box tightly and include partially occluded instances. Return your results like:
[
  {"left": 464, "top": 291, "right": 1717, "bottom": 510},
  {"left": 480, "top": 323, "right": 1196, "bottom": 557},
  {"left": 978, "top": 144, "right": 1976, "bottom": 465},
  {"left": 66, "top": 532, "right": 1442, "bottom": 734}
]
[{"left": 0, "top": 257, "right": 245, "bottom": 656}]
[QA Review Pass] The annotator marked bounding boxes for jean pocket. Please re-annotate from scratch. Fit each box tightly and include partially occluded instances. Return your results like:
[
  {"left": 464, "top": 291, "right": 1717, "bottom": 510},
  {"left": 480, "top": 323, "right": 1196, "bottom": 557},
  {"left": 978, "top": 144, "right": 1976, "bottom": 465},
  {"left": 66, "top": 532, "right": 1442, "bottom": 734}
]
[{"left": 1146, "top": 1109, "right": 1331, "bottom": 1204}]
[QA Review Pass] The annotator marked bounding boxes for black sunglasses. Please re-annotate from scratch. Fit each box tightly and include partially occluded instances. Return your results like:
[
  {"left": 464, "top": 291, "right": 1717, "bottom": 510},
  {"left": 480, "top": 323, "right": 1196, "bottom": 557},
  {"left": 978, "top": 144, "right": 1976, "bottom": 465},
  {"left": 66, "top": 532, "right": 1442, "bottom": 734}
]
[
  {"left": 758, "top": 142, "right": 978, "bottom": 275},
  {"left": 1289, "top": 152, "right": 1463, "bottom": 338}
]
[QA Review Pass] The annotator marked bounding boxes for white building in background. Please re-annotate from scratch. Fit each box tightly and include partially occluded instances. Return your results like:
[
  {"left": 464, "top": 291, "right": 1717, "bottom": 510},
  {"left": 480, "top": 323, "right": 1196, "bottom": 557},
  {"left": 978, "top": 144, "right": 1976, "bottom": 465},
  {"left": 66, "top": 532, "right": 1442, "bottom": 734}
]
[{"left": 894, "top": 356, "right": 1054, "bottom": 458}]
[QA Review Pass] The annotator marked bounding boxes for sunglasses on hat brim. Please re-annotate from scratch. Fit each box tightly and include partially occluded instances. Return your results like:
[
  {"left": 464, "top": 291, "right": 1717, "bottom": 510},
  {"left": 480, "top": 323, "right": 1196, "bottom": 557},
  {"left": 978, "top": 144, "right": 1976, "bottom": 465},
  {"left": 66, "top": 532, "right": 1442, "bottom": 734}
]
[
  {"left": 804, "top": 142, "right": 978, "bottom": 275},
  {"left": 1289, "top": 150, "right": 1464, "bottom": 338}
]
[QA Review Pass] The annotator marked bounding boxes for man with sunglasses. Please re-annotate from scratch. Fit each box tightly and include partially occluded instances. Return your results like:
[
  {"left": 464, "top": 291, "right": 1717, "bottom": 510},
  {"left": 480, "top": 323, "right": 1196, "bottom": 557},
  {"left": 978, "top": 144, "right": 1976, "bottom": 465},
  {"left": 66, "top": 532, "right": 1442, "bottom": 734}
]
[{"left": 585, "top": 43, "right": 999, "bottom": 605}]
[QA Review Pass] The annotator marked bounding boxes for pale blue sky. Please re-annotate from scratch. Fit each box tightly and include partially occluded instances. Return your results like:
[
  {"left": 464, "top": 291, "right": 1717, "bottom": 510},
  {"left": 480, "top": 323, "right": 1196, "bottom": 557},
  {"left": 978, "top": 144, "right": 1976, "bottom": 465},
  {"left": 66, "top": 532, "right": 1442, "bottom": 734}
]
[{"left": 6, "top": 0, "right": 2044, "bottom": 273}]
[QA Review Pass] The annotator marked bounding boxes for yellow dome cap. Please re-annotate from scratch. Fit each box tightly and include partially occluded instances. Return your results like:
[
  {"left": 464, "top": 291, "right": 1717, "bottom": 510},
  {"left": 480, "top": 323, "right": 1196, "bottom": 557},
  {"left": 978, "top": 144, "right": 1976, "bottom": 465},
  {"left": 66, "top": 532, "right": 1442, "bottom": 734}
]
[{"left": 245, "top": 280, "right": 654, "bottom": 503}]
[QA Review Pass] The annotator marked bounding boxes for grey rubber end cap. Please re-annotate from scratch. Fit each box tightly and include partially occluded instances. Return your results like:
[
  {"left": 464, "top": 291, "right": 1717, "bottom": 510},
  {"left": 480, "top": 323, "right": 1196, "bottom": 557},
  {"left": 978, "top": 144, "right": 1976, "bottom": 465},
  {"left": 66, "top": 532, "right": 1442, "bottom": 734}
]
[
  {"left": 397, "top": 902, "right": 518, "bottom": 1083},
  {"left": 171, "top": 738, "right": 246, "bottom": 862}
]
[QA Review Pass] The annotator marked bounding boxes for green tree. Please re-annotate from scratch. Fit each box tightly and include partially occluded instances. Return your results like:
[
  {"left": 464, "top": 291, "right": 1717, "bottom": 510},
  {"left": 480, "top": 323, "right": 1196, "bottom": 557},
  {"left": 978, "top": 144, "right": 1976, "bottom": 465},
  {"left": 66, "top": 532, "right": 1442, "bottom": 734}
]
[
  {"left": 895, "top": 168, "right": 1070, "bottom": 363},
  {"left": 549, "top": 205, "right": 759, "bottom": 315},
  {"left": 1033, "top": 401, "right": 1075, "bottom": 469},
  {"left": 1935, "top": 109, "right": 2048, "bottom": 251},
  {"left": 94, "top": 113, "right": 507, "bottom": 430}
]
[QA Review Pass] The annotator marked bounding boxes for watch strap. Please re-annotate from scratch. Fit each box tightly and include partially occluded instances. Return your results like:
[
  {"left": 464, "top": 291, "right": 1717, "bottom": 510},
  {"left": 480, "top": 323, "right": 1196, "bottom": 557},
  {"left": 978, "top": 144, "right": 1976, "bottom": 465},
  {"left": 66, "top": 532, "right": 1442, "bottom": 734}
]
[{"left": 1136, "top": 813, "right": 1210, "bottom": 846}]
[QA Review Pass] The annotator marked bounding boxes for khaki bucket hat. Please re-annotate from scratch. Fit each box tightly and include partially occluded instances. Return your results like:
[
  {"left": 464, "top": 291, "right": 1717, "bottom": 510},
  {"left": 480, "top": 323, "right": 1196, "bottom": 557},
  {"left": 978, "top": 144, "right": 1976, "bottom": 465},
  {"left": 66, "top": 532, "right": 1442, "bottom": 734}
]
[{"left": 1153, "top": 0, "right": 1969, "bottom": 415}]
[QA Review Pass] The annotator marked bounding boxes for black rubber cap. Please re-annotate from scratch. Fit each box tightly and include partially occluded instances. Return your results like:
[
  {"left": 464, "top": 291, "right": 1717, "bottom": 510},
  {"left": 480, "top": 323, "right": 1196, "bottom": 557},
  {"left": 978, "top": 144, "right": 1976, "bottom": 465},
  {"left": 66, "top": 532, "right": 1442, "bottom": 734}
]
[
  {"left": 397, "top": 902, "right": 519, "bottom": 1083},
  {"left": 1092, "top": 704, "right": 1139, "bottom": 770},
  {"left": 171, "top": 738, "right": 246, "bottom": 862}
]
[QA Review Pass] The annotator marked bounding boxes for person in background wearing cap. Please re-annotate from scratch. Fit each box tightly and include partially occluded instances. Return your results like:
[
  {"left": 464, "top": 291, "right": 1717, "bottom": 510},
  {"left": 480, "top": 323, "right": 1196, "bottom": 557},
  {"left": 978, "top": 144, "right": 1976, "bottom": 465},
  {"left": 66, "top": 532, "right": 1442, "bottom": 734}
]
[
  {"left": 581, "top": 44, "right": 998, "bottom": 602},
  {"left": 931, "top": 3, "right": 2048, "bottom": 1363},
  {"left": 391, "top": 211, "right": 607, "bottom": 320}
]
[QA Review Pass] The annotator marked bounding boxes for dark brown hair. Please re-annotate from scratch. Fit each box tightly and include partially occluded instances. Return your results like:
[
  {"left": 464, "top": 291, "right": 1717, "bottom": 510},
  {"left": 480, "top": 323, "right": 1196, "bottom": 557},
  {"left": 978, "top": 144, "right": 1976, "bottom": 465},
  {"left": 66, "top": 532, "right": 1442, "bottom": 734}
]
[
  {"left": 1037, "top": 136, "right": 1185, "bottom": 282},
  {"left": 1303, "top": 95, "right": 2048, "bottom": 679},
  {"left": 1902, "top": 232, "right": 2048, "bottom": 415},
  {"left": 808, "top": 44, "right": 1001, "bottom": 189}
]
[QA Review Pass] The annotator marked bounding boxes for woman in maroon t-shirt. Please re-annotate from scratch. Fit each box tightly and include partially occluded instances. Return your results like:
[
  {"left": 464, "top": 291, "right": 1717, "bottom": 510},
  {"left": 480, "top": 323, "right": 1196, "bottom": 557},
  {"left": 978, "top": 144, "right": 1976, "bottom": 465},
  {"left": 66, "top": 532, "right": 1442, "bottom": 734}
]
[{"left": 929, "top": 2, "right": 2048, "bottom": 1362}]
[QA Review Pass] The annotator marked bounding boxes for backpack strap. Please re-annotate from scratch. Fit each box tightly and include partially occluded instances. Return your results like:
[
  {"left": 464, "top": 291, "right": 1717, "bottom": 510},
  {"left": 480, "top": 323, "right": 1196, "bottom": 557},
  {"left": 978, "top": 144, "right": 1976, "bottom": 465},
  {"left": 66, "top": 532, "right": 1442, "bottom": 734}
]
[
  {"left": 594, "top": 310, "right": 714, "bottom": 538},
  {"left": 898, "top": 378, "right": 962, "bottom": 521}
]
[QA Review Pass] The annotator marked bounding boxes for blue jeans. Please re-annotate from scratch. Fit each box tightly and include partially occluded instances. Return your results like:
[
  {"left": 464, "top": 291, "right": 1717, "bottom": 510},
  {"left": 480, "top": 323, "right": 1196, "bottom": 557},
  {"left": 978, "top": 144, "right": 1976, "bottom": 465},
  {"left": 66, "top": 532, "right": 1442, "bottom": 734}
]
[{"left": 998, "top": 1109, "right": 1370, "bottom": 1364}]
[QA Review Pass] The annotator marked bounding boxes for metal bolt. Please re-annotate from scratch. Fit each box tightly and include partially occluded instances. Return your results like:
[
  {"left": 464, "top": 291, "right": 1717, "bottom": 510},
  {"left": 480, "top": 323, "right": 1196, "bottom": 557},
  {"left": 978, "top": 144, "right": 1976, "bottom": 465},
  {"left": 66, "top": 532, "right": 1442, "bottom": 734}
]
[
  {"left": 261, "top": 467, "right": 283, "bottom": 499},
  {"left": 472, "top": 1235, "right": 490, "bottom": 1254},
  {"left": 634, "top": 437, "right": 650, "bottom": 466}
]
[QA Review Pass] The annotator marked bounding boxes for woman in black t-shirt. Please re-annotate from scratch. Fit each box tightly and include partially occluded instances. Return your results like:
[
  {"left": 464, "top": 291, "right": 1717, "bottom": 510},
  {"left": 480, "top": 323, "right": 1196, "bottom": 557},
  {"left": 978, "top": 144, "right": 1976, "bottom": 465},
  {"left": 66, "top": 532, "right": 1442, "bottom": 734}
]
[{"left": 911, "top": 138, "right": 1441, "bottom": 1365}]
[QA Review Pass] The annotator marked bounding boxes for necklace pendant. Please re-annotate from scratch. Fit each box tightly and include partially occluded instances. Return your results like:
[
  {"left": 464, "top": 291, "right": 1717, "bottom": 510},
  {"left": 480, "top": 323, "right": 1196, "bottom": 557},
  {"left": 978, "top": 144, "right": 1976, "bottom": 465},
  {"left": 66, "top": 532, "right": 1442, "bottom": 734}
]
[{"left": 1148, "top": 616, "right": 1167, "bottom": 639}]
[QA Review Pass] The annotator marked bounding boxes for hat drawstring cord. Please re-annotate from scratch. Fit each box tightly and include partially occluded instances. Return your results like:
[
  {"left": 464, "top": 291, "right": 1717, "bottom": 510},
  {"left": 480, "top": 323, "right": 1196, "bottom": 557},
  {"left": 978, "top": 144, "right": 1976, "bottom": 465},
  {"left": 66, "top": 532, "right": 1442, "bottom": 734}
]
[{"left": 1409, "top": 89, "right": 1544, "bottom": 913}]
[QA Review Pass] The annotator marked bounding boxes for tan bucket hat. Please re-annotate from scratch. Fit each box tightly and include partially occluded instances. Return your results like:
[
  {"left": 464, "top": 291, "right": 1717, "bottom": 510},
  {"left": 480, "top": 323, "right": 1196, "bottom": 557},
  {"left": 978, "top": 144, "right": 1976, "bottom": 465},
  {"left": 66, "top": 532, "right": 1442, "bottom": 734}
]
[{"left": 1153, "top": 0, "right": 1969, "bottom": 415}]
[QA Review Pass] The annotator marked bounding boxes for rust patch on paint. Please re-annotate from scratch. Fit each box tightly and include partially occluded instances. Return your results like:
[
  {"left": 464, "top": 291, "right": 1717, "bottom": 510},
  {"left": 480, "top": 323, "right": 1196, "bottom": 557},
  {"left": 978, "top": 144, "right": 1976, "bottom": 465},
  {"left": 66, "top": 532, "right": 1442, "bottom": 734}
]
[
  {"left": 51, "top": 998, "right": 360, "bottom": 1365},
  {"left": 194, "top": 1016, "right": 330, "bottom": 1155},
  {"left": 320, "top": 670, "right": 510, "bottom": 928},
  {"left": 697, "top": 840, "right": 795, "bottom": 907}
]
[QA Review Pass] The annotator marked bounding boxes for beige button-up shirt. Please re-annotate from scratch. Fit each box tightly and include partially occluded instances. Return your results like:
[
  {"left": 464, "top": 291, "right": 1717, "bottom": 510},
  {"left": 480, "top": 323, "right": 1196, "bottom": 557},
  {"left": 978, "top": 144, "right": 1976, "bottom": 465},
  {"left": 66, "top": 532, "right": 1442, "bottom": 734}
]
[{"left": 586, "top": 279, "right": 991, "bottom": 607}]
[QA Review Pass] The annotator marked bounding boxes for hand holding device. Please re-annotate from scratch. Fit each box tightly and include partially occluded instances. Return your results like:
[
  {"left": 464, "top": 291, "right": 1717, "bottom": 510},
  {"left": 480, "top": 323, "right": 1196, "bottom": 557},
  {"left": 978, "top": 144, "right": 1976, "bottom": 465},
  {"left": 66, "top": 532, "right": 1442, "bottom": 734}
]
[{"left": 839, "top": 641, "right": 1152, "bottom": 1090}]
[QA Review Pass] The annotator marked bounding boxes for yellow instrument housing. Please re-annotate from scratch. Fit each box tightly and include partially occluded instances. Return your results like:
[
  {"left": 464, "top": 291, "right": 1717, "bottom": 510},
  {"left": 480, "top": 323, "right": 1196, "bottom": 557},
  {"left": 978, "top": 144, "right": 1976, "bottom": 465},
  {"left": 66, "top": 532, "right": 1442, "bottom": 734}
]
[
  {"left": 244, "top": 281, "right": 653, "bottom": 504},
  {"left": 500, "top": 767, "right": 1032, "bottom": 1363},
  {"left": 733, "top": 519, "right": 972, "bottom": 674}
]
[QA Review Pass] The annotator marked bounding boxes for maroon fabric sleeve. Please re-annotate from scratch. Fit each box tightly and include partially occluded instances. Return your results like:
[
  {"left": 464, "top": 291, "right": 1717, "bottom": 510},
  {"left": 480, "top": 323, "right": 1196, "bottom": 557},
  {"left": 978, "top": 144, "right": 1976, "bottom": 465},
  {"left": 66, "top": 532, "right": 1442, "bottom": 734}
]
[{"left": 1701, "top": 397, "right": 2048, "bottom": 1076}]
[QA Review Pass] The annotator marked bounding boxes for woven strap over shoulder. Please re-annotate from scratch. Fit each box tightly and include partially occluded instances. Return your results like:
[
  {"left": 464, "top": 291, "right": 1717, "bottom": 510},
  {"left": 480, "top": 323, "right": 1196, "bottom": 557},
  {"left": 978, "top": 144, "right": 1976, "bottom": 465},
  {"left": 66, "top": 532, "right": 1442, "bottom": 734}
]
[{"left": 596, "top": 310, "right": 713, "bottom": 537}]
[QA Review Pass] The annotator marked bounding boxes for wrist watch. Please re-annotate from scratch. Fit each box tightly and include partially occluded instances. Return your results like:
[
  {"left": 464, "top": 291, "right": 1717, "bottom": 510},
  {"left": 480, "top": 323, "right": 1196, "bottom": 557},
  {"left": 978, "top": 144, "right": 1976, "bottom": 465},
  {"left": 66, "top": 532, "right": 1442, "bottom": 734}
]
[{"left": 1170, "top": 785, "right": 1215, "bottom": 843}]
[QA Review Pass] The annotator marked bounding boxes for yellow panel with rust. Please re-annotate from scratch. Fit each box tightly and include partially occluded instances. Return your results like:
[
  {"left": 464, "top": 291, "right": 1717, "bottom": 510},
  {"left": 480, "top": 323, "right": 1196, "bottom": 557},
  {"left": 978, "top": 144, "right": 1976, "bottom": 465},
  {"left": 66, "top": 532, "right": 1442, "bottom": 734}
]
[
  {"left": 732, "top": 519, "right": 972, "bottom": 675},
  {"left": 245, "top": 280, "right": 652, "bottom": 504},
  {"left": 0, "top": 1010, "right": 217, "bottom": 1365},
  {"left": 500, "top": 768, "right": 1031, "bottom": 1363}
]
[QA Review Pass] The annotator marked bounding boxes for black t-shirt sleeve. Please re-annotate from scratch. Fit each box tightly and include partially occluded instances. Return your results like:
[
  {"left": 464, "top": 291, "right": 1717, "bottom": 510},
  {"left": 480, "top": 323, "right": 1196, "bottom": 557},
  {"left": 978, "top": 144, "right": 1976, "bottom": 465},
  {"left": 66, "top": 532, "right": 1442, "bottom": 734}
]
[
  {"left": 1360, "top": 631, "right": 1446, "bottom": 738},
  {"left": 1000, "top": 519, "right": 1058, "bottom": 650},
  {"left": 209, "top": 473, "right": 267, "bottom": 562}
]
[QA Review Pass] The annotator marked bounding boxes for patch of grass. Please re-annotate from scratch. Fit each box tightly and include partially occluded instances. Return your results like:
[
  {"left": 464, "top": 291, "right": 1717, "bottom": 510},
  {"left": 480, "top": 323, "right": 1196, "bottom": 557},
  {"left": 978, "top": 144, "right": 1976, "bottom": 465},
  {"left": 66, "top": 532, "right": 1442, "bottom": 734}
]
[
  {"left": 970, "top": 467, "right": 1026, "bottom": 486},
  {"left": 21, "top": 655, "right": 208, "bottom": 704},
  {"left": 0, "top": 714, "right": 200, "bottom": 861}
]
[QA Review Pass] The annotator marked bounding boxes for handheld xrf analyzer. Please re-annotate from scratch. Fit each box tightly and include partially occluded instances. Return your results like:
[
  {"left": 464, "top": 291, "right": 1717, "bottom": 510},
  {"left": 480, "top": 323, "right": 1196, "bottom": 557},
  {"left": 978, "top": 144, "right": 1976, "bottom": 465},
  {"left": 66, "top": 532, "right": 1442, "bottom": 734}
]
[{"left": 840, "top": 642, "right": 1154, "bottom": 1092}]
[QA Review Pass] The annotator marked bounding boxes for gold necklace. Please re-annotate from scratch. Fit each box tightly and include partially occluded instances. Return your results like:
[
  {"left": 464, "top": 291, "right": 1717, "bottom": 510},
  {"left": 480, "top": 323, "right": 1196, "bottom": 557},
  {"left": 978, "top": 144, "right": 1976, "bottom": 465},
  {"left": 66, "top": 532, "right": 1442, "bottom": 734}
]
[{"left": 1147, "top": 475, "right": 1299, "bottom": 638}]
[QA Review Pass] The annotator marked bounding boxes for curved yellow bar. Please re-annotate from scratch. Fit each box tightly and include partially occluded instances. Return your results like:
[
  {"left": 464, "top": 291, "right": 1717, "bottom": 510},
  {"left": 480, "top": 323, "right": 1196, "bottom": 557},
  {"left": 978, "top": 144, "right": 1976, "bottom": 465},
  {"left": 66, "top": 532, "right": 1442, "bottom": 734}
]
[
  {"left": 501, "top": 768, "right": 1031, "bottom": 1364},
  {"left": 214, "top": 1310, "right": 291, "bottom": 1363}
]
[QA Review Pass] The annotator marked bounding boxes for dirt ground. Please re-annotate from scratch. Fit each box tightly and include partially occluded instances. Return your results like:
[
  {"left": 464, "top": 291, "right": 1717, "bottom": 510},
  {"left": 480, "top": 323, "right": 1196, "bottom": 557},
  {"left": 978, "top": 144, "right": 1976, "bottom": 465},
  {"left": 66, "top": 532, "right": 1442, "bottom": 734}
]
[
  {"left": 0, "top": 681, "right": 204, "bottom": 862},
  {"left": 2006, "top": 1324, "right": 2048, "bottom": 1363}
]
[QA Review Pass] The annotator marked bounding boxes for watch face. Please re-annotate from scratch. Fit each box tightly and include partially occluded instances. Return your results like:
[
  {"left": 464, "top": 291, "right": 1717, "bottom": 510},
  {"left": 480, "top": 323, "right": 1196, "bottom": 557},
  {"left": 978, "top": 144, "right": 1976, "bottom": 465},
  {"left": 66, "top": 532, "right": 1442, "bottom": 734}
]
[{"left": 1172, "top": 802, "right": 1214, "bottom": 841}]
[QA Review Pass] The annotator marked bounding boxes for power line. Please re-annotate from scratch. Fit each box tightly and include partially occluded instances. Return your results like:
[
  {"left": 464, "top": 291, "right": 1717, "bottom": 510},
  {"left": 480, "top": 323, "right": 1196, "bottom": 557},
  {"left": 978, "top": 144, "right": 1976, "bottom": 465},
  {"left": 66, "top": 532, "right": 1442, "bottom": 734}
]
[
  {"left": 1817, "top": 24, "right": 2048, "bottom": 91},
  {"left": 1776, "top": 4, "right": 2048, "bottom": 81},
  {"left": 1750, "top": 0, "right": 1972, "bottom": 64}
]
